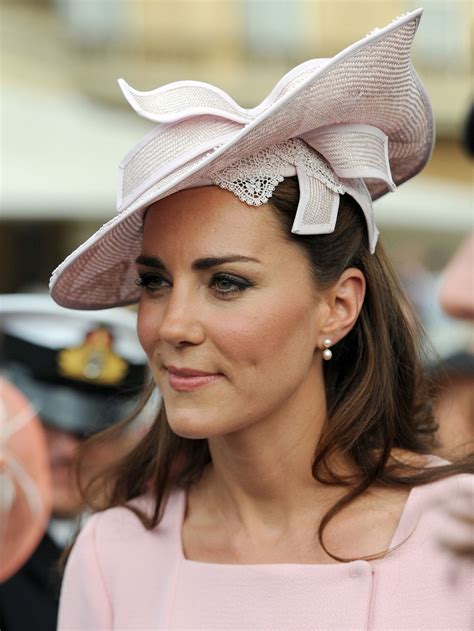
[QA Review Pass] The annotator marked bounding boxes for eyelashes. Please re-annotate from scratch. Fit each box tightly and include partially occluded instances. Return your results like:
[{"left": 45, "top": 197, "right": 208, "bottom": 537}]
[
  {"left": 135, "top": 272, "right": 253, "bottom": 299},
  {"left": 211, "top": 273, "right": 252, "bottom": 296},
  {"left": 135, "top": 272, "right": 170, "bottom": 292}
]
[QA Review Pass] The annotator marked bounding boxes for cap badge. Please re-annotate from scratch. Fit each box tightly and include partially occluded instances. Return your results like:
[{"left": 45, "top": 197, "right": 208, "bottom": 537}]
[{"left": 57, "top": 327, "right": 128, "bottom": 385}]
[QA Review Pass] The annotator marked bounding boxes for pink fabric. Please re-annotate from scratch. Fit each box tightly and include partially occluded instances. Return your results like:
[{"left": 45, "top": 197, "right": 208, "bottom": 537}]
[{"left": 58, "top": 474, "right": 473, "bottom": 630}]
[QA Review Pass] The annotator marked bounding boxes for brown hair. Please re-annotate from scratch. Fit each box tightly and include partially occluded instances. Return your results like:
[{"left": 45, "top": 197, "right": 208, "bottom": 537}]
[{"left": 74, "top": 178, "right": 472, "bottom": 562}]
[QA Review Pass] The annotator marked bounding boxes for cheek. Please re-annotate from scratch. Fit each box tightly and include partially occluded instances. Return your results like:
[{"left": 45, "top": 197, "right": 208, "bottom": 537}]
[
  {"left": 215, "top": 295, "right": 317, "bottom": 374},
  {"left": 137, "top": 300, "right": 160, "bottom": 357}
]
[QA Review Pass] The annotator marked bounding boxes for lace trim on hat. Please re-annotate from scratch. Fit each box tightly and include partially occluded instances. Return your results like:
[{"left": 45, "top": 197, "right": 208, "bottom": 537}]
[{"left": 211, "top": 139, "right": 345, "bottom": 206}]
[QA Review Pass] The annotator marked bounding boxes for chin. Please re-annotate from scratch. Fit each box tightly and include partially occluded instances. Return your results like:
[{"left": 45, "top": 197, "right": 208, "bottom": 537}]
[
  {"left": 166, "top": 411, "right": 223, "bottom": 439},
  {"left": 52, "top": 499, "right": 83, "bottom": 519},
  {"left": 164, "top": 403, "right": 242, "bottom": 439},
  {"left": 52, "top": 507, "right": 83, "bottom": 519},
  {"left": 52, "top": 486, "right": 83, "bottom": 518}
]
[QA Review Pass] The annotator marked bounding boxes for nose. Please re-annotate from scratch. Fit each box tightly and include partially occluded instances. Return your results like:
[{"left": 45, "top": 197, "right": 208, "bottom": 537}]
[
  {"left": 439, "top": 233, "right": 474, "bottom": 321},
  {"left": 157, "top": 285, "right": 205, "bottom": 348}
]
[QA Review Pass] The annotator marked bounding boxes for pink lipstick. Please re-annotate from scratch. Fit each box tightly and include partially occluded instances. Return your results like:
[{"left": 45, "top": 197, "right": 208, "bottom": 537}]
[{"left": 166, "top": 366, "right": 223, "bottom": 392}]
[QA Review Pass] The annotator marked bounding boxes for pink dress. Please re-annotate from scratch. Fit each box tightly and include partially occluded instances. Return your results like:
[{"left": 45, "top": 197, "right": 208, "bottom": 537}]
[{"left": 58, "top": 474, "right": 473, "bottom": 630}]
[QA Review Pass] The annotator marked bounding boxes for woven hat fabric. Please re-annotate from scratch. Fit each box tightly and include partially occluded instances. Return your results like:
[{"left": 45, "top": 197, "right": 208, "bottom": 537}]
[{"left": 50, "top": 9, "right": 434, "bottom": 310}]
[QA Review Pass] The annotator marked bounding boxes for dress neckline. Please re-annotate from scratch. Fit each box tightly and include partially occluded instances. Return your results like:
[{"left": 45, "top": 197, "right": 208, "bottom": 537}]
[{"left": 173, "top": 482, "right": 423, "bottom": 569}]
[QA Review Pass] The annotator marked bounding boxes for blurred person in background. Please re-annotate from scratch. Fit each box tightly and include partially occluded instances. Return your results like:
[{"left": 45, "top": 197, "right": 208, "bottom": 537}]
[
  {"left": 435, "top": 230, "right": 474, "bottom": 560},
  {"left": 428, "top": 226, "right": 474, "bottom": 562},
  {"left": 433, "top": 104, "right": 474, "bottom": 459},
  {"left": 416, "top": 103, "right": 474, "bottom": 566},
  {"left": 433, "top": 104, "right": 474, "bottom": 557},
  {"left": 439, "top": 232, "right": 474, "bottom": 322},
  {"left": 50, "top": 11, "right": 472, "bottom": 630},
  {"left": 0, "top": 294, "right": 148, "bottom": 631},
  {"left": 431, "top": 350, "right": 474, "bottom": 459}
]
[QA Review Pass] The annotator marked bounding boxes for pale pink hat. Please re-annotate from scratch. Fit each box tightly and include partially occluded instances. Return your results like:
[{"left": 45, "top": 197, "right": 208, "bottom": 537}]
[
  {"left": 50, "top": 8, "right": 434, "bottom": 310},
  {"left": 0, "top": 378, "right": 52, "bottom": 582}
]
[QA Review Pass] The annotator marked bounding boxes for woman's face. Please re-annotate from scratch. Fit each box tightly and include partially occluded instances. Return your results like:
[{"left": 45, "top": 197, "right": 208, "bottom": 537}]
[{"left": 137, "top": 186, "right": 328, "bottom": 439}]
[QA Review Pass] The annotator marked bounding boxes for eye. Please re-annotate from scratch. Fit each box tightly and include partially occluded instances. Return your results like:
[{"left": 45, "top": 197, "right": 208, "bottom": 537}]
[
  {"left": 135, "top": 272, "right": 171, "bottom": 293},
  {"left": 211, "top": 273, "right": 252, "bottom": 298}
]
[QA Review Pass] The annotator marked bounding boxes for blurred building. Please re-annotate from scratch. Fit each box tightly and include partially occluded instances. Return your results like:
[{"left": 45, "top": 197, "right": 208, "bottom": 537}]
[{"left": 1, "top": 1, "right": 472, "bottom": 350}]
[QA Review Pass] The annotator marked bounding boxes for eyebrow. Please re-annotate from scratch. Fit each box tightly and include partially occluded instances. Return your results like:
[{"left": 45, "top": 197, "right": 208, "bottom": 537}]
[{"left": 135, "top": 254, "right": 261, "bottom": 271}]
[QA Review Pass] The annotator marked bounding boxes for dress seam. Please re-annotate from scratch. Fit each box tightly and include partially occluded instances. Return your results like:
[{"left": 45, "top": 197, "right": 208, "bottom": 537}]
[
  {"left": 165, "top": 492, "right": 185, "bottom": 629},
  {"left": 366, "top": 567, "right": 377, "bottom": 631},
  {"left": 92, "top": 512, "right": 114, "bottom": 629}
]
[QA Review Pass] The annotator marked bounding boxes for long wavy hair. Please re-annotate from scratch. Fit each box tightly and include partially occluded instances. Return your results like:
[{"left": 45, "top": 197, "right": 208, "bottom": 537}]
[{"left": 74, "top": 177, "right": 472, "bottom": 562}]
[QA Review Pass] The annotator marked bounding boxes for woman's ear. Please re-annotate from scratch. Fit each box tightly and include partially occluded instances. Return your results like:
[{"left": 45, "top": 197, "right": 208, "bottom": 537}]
[{"left": 318, "top": 268, "right": 366, "bottom": 347}]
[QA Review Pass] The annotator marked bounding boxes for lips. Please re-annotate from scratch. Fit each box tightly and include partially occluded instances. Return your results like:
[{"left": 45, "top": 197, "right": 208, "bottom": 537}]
[{"left": 166, "top": 366, "right": 223, "bottom": 392}]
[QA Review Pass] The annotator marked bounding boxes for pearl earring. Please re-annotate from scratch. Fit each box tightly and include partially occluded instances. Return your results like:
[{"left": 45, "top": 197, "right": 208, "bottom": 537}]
[{"left": 322, "top": 338, "right": 332, "bottom": 361}]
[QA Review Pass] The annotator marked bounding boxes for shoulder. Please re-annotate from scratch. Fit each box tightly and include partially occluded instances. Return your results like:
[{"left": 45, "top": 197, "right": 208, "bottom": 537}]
[
  {"left": 394, "top": 467, "right": 473, "bottom": 554},
  {"left": 61, "top": 487, "right": 185, "bottom": 615},
  {"left": 372, "top": 470, "right": 473, "bottom": 629},
  {"left": 413, "top": 469, "right": 473, "bottom": 514},
  {"left": 382, "top": 453, "right": 472, "bottom": 549},
  {"left": 74, "top": 495, "right": 149, "bottom": 549},
  {"left": 87, "top": 494, "right": 155, "bottom": 541},
  {"left": 73, "top": 487, "right": 185, "bottom": 565},
  {"left": 400, "top": 451, "right": 473, "bottom": 513},
  {"left": 60, "top": 489, "right": 186, "bottom": 627}
]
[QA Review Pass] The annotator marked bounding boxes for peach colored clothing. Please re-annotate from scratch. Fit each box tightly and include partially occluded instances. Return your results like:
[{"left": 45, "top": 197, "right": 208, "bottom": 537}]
[{"left": 59, "top": 475, "right": 473, "bottom": 630}]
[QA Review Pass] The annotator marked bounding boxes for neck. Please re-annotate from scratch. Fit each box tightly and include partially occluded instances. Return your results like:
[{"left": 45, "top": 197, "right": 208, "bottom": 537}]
[{"left": 202, "top": 363, "right": 349, "bottom": 531}]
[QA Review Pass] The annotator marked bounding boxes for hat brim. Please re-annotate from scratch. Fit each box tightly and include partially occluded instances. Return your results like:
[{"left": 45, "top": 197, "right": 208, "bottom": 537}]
[
  {"left": 2, "top": 363, "right": 143, "bottom": 435},
  {"left": 50, "top": 9, "right": 434, "bottom": 310}
]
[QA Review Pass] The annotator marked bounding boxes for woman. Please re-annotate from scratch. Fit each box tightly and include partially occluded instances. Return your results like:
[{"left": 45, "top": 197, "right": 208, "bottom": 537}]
[{"left": 52, "top": 10, "right": 472, "bottom": 630}]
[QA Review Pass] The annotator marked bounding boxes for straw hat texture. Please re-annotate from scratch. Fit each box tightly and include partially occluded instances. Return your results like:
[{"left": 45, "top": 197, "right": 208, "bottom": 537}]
[{"left": 50, "top": 9, "right": 434, "bottom": 310}]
